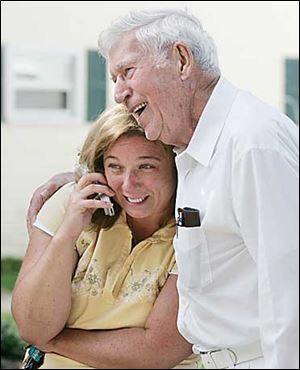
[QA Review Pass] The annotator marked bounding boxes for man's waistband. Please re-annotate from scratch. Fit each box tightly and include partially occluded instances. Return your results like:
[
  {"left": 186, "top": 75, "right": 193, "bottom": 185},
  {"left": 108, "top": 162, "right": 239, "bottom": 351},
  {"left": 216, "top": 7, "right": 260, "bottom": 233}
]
[{"left": 193, "top": 340, "right": 263, "bottom": 369}]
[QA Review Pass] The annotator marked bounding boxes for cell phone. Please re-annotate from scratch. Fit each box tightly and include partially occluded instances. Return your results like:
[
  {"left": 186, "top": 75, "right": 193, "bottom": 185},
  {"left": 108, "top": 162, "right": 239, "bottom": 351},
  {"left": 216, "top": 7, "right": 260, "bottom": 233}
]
[
  {"left": 177, "top": 207, "right": 200, "bottom": 227},
  {"left": 94, "top": 193, "right": 115, "bottom": 216},
  {"left": 77, "top": 163, "right": 115, "bottom": 216}
]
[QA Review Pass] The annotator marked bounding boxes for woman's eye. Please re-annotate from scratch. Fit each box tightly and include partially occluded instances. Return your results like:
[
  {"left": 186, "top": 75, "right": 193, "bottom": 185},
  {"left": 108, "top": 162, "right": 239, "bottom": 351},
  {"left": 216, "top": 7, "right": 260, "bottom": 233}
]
[
  {"left": 140, "top": 164, "right": 155, "bottom": 170},
  {"left": 107, "top": 164, "right": 122, "bottom": 171}
]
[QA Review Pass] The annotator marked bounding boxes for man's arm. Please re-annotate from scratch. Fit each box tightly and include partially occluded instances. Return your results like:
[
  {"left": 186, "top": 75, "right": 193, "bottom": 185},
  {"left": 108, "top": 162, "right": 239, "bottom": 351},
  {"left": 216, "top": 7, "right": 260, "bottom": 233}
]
[
  {"left": 233, "top": 148, "right": 299, "bottom": 368},
  {"left": 38, "top": 275, "right": 193, "bottom": 369},
  {"left": 26, "top": 172, "right": 75, "bottom": 234}
]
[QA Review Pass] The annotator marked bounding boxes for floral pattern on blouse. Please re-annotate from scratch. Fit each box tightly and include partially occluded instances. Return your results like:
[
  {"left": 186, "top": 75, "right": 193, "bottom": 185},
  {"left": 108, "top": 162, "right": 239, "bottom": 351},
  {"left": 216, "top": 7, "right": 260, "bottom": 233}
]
[
  {"left": 72, "top": 256, "right": 106, "bottom": 297},
  {"left": 116, "top": 267, "right": 167, "bottom": 304}
]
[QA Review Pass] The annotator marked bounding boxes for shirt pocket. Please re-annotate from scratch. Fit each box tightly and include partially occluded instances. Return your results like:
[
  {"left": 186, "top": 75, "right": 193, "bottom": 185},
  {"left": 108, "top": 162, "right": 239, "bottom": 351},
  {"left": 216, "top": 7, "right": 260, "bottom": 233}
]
[{"left": 176, "top": 226, "right": 212, "bottom": 289}]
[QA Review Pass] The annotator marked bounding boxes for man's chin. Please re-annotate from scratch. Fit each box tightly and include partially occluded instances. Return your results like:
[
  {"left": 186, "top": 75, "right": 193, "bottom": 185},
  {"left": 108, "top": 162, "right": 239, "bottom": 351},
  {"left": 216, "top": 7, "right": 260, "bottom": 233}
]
[
  {"left": 143, "top": 124, "right": 163, "bottom": 142},
  {"left": 144, "top": 130, "right": 159, "bottom": 141}
]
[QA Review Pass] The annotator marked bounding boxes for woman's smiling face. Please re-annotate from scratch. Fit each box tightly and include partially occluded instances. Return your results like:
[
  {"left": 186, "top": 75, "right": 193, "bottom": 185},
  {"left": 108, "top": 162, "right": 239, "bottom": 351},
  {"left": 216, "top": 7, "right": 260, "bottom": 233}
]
[{"left": 104, "top": 135, "right": 176, "bottom": 223}]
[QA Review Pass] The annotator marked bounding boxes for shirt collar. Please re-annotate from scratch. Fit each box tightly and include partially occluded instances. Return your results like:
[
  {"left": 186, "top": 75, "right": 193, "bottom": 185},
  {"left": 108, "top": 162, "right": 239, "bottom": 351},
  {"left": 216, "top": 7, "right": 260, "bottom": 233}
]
[{"left": 179, "top": 76, "right": 238, "bottom": 167}]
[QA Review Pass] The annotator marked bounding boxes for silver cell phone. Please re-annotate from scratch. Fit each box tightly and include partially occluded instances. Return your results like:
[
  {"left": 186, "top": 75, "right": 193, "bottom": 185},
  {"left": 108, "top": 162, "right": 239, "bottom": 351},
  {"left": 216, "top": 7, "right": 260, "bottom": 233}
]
[{"left": 95, "top": 194, "right": 115, "bottom": 216}]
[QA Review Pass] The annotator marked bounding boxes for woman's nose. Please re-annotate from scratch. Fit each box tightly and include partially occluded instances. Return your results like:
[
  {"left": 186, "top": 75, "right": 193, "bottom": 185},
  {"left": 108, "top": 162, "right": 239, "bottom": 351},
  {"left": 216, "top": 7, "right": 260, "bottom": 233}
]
[
  {"left": 114, "top": 79, "right": 132, "bottom": 104},
  {"left": 121, "top": 171, "right": 139, "bottom": 192}
]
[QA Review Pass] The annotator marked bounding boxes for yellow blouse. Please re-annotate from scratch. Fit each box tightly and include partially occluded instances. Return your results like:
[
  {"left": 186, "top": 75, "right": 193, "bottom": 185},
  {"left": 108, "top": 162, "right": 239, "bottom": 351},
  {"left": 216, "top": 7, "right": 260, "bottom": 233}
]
[{"left": 36, "top": 183, "right": 200, "bottom": 369}]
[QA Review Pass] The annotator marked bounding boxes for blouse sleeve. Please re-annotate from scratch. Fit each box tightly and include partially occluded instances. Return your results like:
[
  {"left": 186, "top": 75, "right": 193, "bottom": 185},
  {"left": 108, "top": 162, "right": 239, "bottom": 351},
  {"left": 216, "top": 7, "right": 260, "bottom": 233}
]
[
  {"left": 169, "top": 262, "right": 178, "bottom": 275},
  {"left": 33, "top": 182, "right": 75, "bottom": 236}
]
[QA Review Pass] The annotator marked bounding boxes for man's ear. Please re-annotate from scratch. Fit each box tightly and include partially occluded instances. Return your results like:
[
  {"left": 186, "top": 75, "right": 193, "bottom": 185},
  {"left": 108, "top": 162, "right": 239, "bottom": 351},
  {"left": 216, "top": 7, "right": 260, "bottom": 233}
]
[{"left": 173, "top": 42, "right": 193, "bottom": 80}]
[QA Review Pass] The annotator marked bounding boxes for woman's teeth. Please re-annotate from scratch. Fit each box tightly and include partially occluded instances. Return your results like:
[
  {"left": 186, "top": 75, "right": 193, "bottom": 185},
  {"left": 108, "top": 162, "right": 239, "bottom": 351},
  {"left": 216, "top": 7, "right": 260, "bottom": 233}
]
[{"left": 126, "top": 197, "right": 146, "bottom": 204}]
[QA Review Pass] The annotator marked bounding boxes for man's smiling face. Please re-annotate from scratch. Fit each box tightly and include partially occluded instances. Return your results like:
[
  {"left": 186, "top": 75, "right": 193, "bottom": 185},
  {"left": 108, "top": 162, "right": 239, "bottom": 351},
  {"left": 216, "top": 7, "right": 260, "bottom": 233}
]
[{"left": 109, "top": 33, "right": 192, "bottom": 148}]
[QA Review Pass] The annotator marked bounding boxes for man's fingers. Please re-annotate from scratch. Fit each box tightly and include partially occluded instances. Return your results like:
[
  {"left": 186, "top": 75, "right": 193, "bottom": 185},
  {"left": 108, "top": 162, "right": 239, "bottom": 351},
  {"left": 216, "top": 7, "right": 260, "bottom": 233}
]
[
  {"left": 26, "top": 206, "right": 38, "bottom": 235},
  {"left": 40, "top": 188, "right": 51, "bottom": 202},
  {"left": 26, "top": 191, "right": 48, "bottom": 234},
  {"left": 26, "top": 214, "right": 33, "bottom": 236}
]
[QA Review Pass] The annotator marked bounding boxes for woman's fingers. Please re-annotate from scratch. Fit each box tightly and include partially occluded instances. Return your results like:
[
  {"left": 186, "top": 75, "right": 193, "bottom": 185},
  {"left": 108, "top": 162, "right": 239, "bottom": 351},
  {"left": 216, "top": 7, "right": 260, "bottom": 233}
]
[
  {"left": 72, "top": 174, "right": 115, "bottom": 211},
  {"left": 76, "top": 173, "right": 115, "bottom": 196},
  {"left": 82, "top": 199, "right": 114, "bottom": 209},
  {"left": 77, "top": 172, "right": 108, "bottom": 189},
  {"left": 78, "top": 183, "right": 114, "bottom": 199}
]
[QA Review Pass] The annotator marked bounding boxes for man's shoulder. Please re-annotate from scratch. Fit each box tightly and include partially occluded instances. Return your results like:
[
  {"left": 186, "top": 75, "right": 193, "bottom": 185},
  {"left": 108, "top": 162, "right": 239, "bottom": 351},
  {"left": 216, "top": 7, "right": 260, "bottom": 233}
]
[{"left": 218, "top": 88, "right": 298, "bottom": 163}]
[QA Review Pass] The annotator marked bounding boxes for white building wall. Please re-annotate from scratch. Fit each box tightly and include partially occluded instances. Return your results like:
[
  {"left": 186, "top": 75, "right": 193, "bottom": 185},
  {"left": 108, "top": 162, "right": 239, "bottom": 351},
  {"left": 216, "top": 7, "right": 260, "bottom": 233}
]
[{"left": 1, "top": 1, "right": 299, "bottom": 257}]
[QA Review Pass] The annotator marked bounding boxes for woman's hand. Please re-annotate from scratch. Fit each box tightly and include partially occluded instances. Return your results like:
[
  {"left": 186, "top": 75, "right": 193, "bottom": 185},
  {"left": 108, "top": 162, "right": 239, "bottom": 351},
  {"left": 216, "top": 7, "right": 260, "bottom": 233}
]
[{"left": 58, "top": 173, "right": 115, "bottom": 240}]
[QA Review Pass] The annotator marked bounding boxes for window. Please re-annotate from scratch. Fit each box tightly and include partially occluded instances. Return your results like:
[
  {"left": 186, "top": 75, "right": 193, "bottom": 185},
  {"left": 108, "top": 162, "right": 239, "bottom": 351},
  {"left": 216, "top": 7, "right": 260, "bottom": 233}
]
[
  {"left": 2, "top": 44, "right": 85, "bottom": 124},
  {"left": 86, "top": 50, "right": 106, "bottom": 122},
  {"left": 285, "top": 58, "right": 299, "bottom": 125}
]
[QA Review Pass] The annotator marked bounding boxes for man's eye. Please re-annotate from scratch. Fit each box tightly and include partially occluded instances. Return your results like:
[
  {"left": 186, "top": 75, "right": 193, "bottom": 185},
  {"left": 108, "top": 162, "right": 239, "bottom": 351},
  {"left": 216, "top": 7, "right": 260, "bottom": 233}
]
[
  {"left": 124, "top": 68, "right": 134, "bottom": 78},
  {"left": 110, "top": 76, "right": 117, "bottom": 83}
]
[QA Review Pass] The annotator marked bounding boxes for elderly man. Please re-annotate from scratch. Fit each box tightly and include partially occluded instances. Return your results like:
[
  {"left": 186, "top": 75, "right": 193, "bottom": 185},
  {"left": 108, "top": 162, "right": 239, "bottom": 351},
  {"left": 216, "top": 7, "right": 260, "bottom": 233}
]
[{"left": 27, "top": 8, "right": 299, "bottom": 369}]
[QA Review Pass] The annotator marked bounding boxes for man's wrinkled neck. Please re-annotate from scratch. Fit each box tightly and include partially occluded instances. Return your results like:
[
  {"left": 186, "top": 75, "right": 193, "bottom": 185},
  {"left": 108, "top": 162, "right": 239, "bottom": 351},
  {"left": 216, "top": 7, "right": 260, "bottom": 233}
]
[{"left": 187, "top": 74, "right": 220, "bottom": 144}]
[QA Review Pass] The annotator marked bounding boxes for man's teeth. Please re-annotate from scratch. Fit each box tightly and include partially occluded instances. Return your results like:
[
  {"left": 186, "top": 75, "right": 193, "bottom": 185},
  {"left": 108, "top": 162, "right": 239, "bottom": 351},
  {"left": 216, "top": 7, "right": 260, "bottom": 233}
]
[
  {"left": 127, "top": 197, "right": 146, "bottom": 204},
  {"left": 133, "top": 102, "right": 147, "bottom": 113}
]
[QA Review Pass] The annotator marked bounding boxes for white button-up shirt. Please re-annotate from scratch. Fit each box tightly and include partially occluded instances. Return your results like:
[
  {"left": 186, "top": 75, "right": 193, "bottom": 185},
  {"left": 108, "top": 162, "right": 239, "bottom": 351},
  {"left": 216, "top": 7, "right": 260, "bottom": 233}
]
[{"left": 174, "top": 77, "right": 299, "bottom": 368}]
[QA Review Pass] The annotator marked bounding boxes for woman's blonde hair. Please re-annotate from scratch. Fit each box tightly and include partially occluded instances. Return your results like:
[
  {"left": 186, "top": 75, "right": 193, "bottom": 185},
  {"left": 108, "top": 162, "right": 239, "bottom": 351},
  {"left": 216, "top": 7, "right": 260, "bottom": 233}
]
[{"left": 77, "top": 104, "right": 176, "bottom": 230}]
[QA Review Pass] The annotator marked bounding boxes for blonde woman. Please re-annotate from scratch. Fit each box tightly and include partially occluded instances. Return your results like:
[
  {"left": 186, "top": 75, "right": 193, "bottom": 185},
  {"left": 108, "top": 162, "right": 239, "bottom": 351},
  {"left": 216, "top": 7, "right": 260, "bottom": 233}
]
[{"left": 12, "top": 105, "right": 201, "bottom": 369}]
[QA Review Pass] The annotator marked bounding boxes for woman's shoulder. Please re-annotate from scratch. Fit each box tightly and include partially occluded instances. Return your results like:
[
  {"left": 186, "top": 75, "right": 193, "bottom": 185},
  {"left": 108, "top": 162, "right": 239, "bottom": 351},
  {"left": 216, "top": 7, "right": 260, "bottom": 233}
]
[
  {"left": 54, "top": 181, "right": 76, "bottom": 197},
  {"left": 43, "top": 181, "right": 76, "bottom": 208}
]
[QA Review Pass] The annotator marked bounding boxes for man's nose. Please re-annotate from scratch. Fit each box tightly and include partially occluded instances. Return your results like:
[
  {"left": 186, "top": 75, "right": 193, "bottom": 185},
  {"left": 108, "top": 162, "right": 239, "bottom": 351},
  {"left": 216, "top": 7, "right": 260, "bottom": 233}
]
[{"left": 114, "top": 79, "right": 132, "bottom": 104}]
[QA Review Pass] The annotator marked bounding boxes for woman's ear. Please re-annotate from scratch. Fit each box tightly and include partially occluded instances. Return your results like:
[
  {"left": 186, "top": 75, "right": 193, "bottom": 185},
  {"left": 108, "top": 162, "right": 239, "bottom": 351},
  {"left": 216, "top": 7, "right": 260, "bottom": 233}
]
[{"left": 173, "top": 42, "right": 193, "bottom": 80}]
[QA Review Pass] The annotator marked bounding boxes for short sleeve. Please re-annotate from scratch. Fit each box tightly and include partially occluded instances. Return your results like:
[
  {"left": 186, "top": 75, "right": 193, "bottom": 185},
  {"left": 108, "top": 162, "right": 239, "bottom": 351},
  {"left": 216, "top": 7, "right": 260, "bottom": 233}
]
[
  {"left": 34, "top": 182, "right": 75, "bottom": 236},
  {"left": 169, "top": 262, "right": 178, "bottom": 275}
]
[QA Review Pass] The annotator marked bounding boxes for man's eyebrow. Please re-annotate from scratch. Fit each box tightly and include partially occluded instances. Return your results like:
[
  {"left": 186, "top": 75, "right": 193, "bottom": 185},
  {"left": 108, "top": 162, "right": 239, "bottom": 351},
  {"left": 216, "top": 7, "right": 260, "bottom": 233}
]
[
  {"left": 111, "top": 60, "right": 132, "bottom": 73},
  {"left": 110, "top": 61, "right": 129, "bottom": 80},
  {"left": 116, "top": 60, "right": 129, "bottom": 70}
]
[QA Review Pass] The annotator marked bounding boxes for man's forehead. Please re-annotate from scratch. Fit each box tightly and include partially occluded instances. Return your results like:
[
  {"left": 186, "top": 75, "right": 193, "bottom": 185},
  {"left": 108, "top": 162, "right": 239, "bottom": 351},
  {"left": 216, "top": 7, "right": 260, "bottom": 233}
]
[
  {"left": 108, "top": 35, "right": 145, "bottom": 65},
  {"left": 115, "top": 59, "right": 133, "bottom": 70}
]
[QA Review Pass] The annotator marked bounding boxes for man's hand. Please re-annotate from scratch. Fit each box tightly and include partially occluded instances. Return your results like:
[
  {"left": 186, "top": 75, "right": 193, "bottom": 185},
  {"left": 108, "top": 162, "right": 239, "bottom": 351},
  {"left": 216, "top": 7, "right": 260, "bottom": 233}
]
[{"left": 26, "top": 172, "right": 75, "bottom": 235}]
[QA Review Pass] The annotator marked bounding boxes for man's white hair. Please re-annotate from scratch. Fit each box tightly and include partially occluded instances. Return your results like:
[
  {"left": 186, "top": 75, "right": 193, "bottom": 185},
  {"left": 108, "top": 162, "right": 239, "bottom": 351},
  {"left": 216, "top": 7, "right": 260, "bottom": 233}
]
[{"left": 98, "top": 8, "right": 220, "bottom": 75}]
